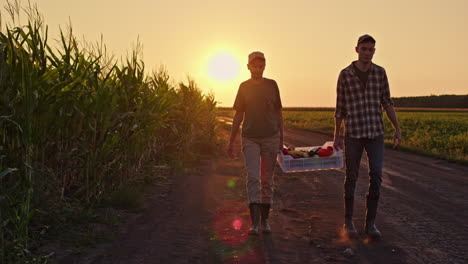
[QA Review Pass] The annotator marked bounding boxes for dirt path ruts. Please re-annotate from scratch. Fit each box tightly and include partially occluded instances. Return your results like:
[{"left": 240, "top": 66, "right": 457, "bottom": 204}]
[
  {"left": 64, "top": 125, "right": 467, "bottom": 264},
  {"left": 281, "top": 126, "right": 468, "bottom": 264}
]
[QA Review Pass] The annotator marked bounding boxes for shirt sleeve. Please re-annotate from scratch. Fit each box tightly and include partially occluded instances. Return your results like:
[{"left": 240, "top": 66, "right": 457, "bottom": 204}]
[
  {"left": 334, "top": 71, "right": 347, "bottom": 118},
  {"left": 274, "top": 80, "right": 283, "bottom": 109},
  {"left": 381, "top": 69, "right": 394, "bottom": 108},
  {"left": 233, "top": 84, "right": 245, "bottom": 112}
]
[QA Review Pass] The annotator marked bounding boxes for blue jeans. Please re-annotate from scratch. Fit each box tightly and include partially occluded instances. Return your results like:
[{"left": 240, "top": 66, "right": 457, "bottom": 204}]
[{"left": 344, "top": 135, "right": 384, "bottom": 200}]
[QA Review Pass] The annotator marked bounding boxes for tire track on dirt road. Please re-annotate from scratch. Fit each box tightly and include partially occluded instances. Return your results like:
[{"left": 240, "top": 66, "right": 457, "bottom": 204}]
[
  {"left": 65, "top": 119, "right": 466, "bottom": 263},
  {"left": 220, "top": 116, "right": 467, "bottom": 263},
  {"left": 280, "top": 125, "right": 468, "bottom": 264}
]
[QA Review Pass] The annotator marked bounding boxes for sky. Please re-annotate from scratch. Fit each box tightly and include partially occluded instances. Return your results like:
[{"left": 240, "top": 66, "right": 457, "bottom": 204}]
[{"left": 2, "top": 0, "right": 467, "bottom": 107}]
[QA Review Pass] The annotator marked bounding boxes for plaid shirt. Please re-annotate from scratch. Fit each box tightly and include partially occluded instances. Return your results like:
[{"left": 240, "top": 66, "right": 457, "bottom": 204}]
[{"left": 335, "top": 62, "right": 394, "bottom": 139}]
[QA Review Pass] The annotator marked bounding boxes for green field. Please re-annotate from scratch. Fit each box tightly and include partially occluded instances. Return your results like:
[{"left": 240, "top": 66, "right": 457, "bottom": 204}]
[{"left": 218, "top": 109, "right": 468, "bottom": 163}]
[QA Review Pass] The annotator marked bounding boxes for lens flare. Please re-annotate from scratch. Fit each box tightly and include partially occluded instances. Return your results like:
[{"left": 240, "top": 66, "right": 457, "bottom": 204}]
[
  {"left": 213, "top": 202, "right": 250, "bottom": 246},
  {"left": 232, "top": 219, "right": 242, "bottom": 230},
  {"left": 211, "top": 202, "right": 260, "bottom": 263},
  {"left": 227, "top": 179, "right": 236, "bottom": 188}
]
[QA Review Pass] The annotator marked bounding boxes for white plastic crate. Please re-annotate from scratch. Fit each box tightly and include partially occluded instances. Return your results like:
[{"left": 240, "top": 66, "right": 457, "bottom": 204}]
[{"left": 277, "top": 141, "right": 344, "bottom": 173}]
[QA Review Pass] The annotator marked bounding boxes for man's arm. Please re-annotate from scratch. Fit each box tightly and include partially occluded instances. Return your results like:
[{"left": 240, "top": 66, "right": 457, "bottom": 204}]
[
  {"left": 227, "top": 111, "right": 244, "bottom": 158},
  {"left": 333, "top": 117, "right": 344, "bottom": 150},
  {"left": 384, "top": 105, "right": 401, "bottom": 149},
  {"left": 333, "top": 72, "right": 346, "bottom": 150},
  {"left": 381, "top": 70, "right": 401, "bottom": 149}
]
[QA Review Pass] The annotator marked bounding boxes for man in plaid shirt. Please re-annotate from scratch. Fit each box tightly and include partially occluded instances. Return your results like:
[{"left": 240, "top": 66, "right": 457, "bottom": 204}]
[{"left": 333, "top": 34, "right": 401, "bottom": 239}]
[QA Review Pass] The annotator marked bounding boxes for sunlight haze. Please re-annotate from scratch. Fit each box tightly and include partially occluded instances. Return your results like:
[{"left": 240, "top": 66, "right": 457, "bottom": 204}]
[{"left": 3, "top": 0, "right": 467, "bottom": 106}]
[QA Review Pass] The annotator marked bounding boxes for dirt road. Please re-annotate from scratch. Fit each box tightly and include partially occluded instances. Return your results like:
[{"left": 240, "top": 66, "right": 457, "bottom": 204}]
[{"left": 66, "top": 122, "right": 468, "bottom": 264}]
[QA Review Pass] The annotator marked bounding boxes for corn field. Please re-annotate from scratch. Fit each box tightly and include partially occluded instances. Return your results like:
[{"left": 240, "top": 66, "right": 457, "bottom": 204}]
[{"left": 0, "top": 2, "right": 218, "bottom": 263}]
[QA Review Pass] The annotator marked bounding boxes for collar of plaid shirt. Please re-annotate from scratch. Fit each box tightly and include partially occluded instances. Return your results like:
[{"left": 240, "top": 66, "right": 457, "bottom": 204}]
[
  {"left": 336, "top": 61, "right": 392, "bottom": 139},
  {"left": 346, "top": 61, "right": 375, "bottom": 76}
]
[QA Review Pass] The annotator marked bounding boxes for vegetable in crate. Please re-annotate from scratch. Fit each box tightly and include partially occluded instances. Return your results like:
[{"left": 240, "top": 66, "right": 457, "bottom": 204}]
[
  {"left": 287, "top": 150, "right": 306, "bottom": 157},
  {"left": 317, "top": 146, "right": 334, "bottom": 157},
  {"left": 308, "top": 147, "right": 320, "bottom": 156}
]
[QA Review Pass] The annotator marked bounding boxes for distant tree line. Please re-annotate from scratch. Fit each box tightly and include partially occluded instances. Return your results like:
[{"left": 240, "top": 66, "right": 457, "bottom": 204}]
[
  {"left": 392, "top": 94, "right": 468, "bottom": 108},
  {"left": 218, "top": 95, "right": 468, "bottom": 110}
]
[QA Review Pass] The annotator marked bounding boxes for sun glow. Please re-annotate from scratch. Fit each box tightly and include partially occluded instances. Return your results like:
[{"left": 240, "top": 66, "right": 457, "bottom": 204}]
[{"left": 207, "top": 52, "right": 240, "bottom": 81}]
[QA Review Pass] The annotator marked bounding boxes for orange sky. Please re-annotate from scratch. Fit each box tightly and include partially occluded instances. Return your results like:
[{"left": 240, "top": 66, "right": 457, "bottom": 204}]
[{"left": 2, "top": 0, "right": 467, "bottom": 106}]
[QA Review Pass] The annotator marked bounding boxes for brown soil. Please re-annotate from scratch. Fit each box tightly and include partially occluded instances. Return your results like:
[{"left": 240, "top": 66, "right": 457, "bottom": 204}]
[{"left": 57, "top": 125, "right": 468, "bottom": 264}]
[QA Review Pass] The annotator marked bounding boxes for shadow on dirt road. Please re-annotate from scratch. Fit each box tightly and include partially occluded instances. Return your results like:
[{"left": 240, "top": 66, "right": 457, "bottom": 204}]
[{"left": 62, "top": 125, "right": 467, "bottom": 264}]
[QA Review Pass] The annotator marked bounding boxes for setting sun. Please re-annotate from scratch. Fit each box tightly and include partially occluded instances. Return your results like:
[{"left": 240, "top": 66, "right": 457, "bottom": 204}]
[{"left": 207, "top": 52, "right": 240, "bottom": 81}]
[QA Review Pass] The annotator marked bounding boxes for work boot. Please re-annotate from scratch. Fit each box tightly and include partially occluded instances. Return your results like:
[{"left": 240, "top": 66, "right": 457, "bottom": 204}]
[
  {"left": 343, "top": 198, "right": 358, "bottom": 238},
  {"left": 343, "top": 218, "right": 358, "bottom": 238},
  {"left": 365, "top": 196, "right": 382, "bottom": 239},
  {"left": 249, "top": 203, "right": 261, "bottom": 235},
  {"left": 260, "top": 204, "right": 271, "bottom": 233}
]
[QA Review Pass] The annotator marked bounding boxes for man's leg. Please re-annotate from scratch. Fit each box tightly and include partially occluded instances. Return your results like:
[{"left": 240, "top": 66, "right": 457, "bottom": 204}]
[
  {"left": 364, "top": 135, "right": 384, "bottom": 238},
  {"left": 242, "top": 137, "right": 262, "bottom": 235},
  {"left": 343, "top": 136, "right": 364, "bottom": 238},
  {"left": 259, "top": 134, "right": 280, "bottom": 233}
]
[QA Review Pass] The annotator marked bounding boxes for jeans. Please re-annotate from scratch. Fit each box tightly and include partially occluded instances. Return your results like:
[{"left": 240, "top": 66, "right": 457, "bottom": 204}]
[
  {"left": 242, "top": 133, "right": 280, "bottom": 205},
  {"left": 344, "top": 134, "right": 384, "bottom": 200}
]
